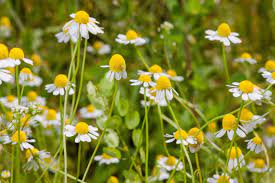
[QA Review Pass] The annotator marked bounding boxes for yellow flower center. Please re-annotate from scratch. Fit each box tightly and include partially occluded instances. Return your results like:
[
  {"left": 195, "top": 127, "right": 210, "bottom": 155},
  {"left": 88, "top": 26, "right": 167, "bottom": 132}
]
[
  {"left": 253, "top": 159, "right": 265, "bottom": 169},
  {"left": 11, "top": 131, "right": 27, "bottom": 143},
  {"left": 228, "top": 147, "right": 242, "bottom": 159},
  {"left": 9, "top": 48, "right": 24, "bottom": 59},
  {"left": 6, "top": 111, "right": 13, "bottom": 121},
  {"left": 266, "top": 126, "right": 275, "bottom": 136},
  {"left": 102, "top": 153, "right": 113, "bottom": 159},
  {"left": 165, "top": 156, "right": 177, "bottom": 166},
  {"left": 6, "top": 67, "right": 15, "bottom": 73},
  {"left": 74, "top": 11, "right": 89, "bottom": 24},
  {"left": 0, "top": 44, "right": 9, "bottom": 59},
  {"left": 6, "top": 95, "right": 15, "bottom": 102},
  {"left": 93, "top": 41, "right": 103, "bottom": 50},
  {"left": 207, "top": 121, "right": 217, "bottom": 133},
  {"left": 25, "top": 148, "right": 39, "bottom": 159},
  {"left": 149, "top": 64, "right": 162, "bottom": 73},
  {"left": 54, "top": 74, "right": 68, "bottom": 88},
  {"left": 75, "top": 122, "right": 89, "bottom": 134},
  {"left": 252, "top": 136, "right": 262, "bottom": 145},
  {"left": 46, "top": 109, "right": 57, "bottom": 120},
  {"left": 265, "top": 60, "right": 275, "bottom": 71},
  {"left": 217, "top": 175, "right": 230, "bottom": 183},
  {"left": 174, "top": 129, "right": 188, "bottom": 140},
  {"left": 107, "top": 176, "right": 119, "bottom": 183},
  {"left": 0, "top": 16, "right": 11, "bottom": 27},
  {"left": 27, "top": 91, "right": 38, "bottom": 101},
  {"left": 239, "top": 80, "right": 254, "bottom": 93},
  {"left": 156, "top": 154, "right": 164, "bottom": 160},
  {"left": 240, "top": 52, "right": 252, "bottom": 59},
  {"left": 240, "top": 108, "right": 253, "bottom": 121},
  {"left": 31, "top": 54, "right": 41, "bottom": 66},
  {"left": 65, "top": 119, "right": 70, "bottom": 125},
  {"left": 222, "top": 114, "right": 237, "bottom": 130},
  {"left": 167, "top": 70, "right": 177, "bottom": 77},
  {"left": 86, "top": 104, "right": 95, "bottom": 112},
  {"left": 138, "top": 74, "right": 151, "bottom": 82},
  {"left": 272, "top": 72, "right": 275, "bottom": 79},
  {"left": 126, "top": 30, "right": 138, "bottom": 40},
  {"left": 109, "top": 54, "right": 126, "bottom": 72},
  {"left": 217, "top": 23, "right": 231, "bottom": 37},
  {"left": 188, "top": 127, "right": 204, "bottom": 144},
  {"left": 20, "top": 115, "right": 30, "bottom": 126},
  {"left": 156, "top": 76, "right": 171, "bottom": 90},
  {"left": 20, "top": 68, "right": 32, "bottom": 75}
]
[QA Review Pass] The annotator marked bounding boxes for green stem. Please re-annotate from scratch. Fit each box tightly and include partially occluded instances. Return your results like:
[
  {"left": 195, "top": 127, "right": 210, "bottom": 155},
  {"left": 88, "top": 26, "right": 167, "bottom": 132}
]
[
  {"left": 195, "top": 153, "right": 202, "bottom": 183},
  {"left": 157, "top": 105, "right": 170, "bottom": 156},
  {"left": 222, "top": 45, "right": 230, "bottom": 83},
  {"left": 144, "top": 90, "right": 149, "bottom": 183},
  {"left": 76, "top": 142, "right": 82, "bottom": 183},
  {"left": 11, "top": 146, "right": 14, "bottom": 183},
  {"left": 136, "top": 47, "right": 150, "bottom": 70}
]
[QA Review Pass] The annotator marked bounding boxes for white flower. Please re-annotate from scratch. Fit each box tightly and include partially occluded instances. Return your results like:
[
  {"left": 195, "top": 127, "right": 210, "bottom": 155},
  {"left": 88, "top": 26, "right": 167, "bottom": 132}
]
[
  {"left": 45, "top": 74, "right": 75, "bottom": 96},
  {"left": 130, "top": 72, "right": 156, "bottom": 88},
  {"left": 262, "top": 71, "right": 275, "bottom": 84},
  {"left": 115, "top": 30, "right": 147, "bottom": 46},
  {"left": 187, "top": 127, "right": 204, "bottom": 153},
  {"left": 240, "top": 108, "right": 266, "bottom": 133},
  {"left": 157, "top": 156, "right": 183, "bottom": 171},
  {"left": 0, "top": 67, "right": 12, "bottom": 85},
  {"left": 234, "top": 52, "right": 256, "bottom": 64},
  {"left": 40, "top": 109, "right": 61, "bottom": 128},
  {"left": 1, "top": 170, "right": 11, "bottom": 179},
  {"left": 142, "top": 65, "right": 166, "bottom": 80},
  {"left": 0, "top": 43, "right": 13, "bottom": 68},
  {"left": 216, "top": 114, "right": 247, "bottom": 141},
  {"left": 101, "top": 54, "right": 127, "bottom": 81},
  {"left": 245, "top": 136, "right": 263, "bottom": 154},
  {"left": 55, "top": 25, "right": 71, "bottom": 43},
  {"left": 154, "top": 76, "right": 178, "bottom": 105},
  {"left": 79, "top": 104, "right": 103, "bottom": 119},
  {"left": 64, "top": 122, "right": 99, "bottom": 143},
  {"left": 94, "top": 153, "right": 119, "bottom": 165},
  {"left": 8, "top": 48, "right": 33, "bottom": 66},
  {"left": 207, "top": 173, "right": 237, "bottom": 183},
  {"left": 166, "top": 69, "right": 184, "bottom": 82},
  {"left": 164, "top": 129, "right": 196, "bottom": 145},
  {"left": 0, "top": 95, "right": 18, "bottom": 108},
  {"left": 87, "top": 41, "right": 111, "bottom": 55},
  {"left": 205, "top": 23, "right": 241, "bottom": 46},
  {"left": 227, "top": 147, "right": 245, "bottom": 171},
  {"left": 24, "top": 148, "right": 50, "bottom": 171},
  {"left": 19, "top": 67, "right": 33, "bottom": 81},
  {"left": 247, "top": 159, "right": 268, "bottom": 173},
  {"left": 0, "top": 16, "right": 11, "bottom": 38},
  {"left": 258, "top": 60, "right": 275, "bottom": 73},
  {"left": 227, "top": 80, "right": 263, "bottom": 101},
  {"left": 148, "top": 167, "right": 169, "bottom": 182},
  {"left": 3, "top": 130, "right": 35, "bottom": 150},
  {"left": 21, "top": 91, "right": 46, "bottom": 106},
  {"left": 263, "top": 126, "right": 275, "bottom": 148},
  {"left": 20, "top": 75, "right": 42, "bottom": 87}
]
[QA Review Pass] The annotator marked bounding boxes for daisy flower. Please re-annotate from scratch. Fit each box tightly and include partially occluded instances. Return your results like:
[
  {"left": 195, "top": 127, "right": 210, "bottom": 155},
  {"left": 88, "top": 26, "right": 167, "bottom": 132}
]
[
  {"left": 1, "top": 170, "right": 11, "bottom": 179},
  {"left": 207, "top": 173, "right": 236, "bottom": 183},
  {"left": 0, "top": 95, "right": 18, "bottom": 108},
  {"left": 157, "top": 155, "right": 183, "bottom": 171},
  {"left": 240, "top": 108, "right": 266, "bottom": 133},
  {"left": 0, "top": 43, "right": 14, "bottom": 67},
  {"left": 234, "top": 52, "right": 256, "bottom": 64},
  {"left": 188, "top": 127, "right": 204, "bottom": 153},
  {"left": 245, "top": 135, "right": 263, "bottom": 154},
  {"left": 19, "top": 67, "right": 33, "bottom": 81},
  {"left": 94, "top": 153, "right": 119, "bottom": 165},
  {"left": 130, "top": 73, "right": 156, "bottom": 88},
  {"left": 24, "top": 147, "right": 50, "bottom": 171},
  {"left": 40, "top": 109, "right": 60, "bottom": 128},
  {"left": 166, "top": 69, "right": 184, "bottom": 82},
  {"left": 205, "top": 23, "right": 241, "bottom": 46},
  {"left": 115, "top": 29, "right": 146, "bottom": 46},
  {"left": 31, "top": 54, "right": 42, "bottom": 72},
  {"left": 21, "top": 91, "right": 46, "bottom": 106},
  {"left": 149, "top": 167, "right": 169, "bottom": 182},
  {"left": 0, "top": 66, "right": 12, "bottom": 85},
  {"left": 227, "top": 146, "right": 245, "bottom": 171},
  {"left": 62, "top": 10, "right": 104, "bottom": 42},
  {"left": 107, "top": 176, "right": 119, "bottom": 183},
  {"left": 8, "top": 47, "right": 33, "bottom": 66},
  {"left": 154, "top": 76, "right": 178, "bottom": 104},
  {"left": 263, "top": 126, "right": 275, "bottom": 148},
  {"left": 216, "top": 114, "right": 247, "bottom": 140},
  {"left": 20, "top": 74, "right": 42, "bottom": 87},
  {"left": 247, "top": 158, "right": 268, "bottom": 173},
  {"left": 165, "top": 129, "right": 196, "bottom": 145},
  {"left": 258, "top": 60, "right": 275, "bottom": 73},
  {"left": 45, "top": 74, "right": 75, "bottom": 96},
  {"left": 79, "top": 104, "right": 103, "bottom": 119},
  {"left": 148, "top": 64, "right": 164, "bottom": 80},
  {"left": 87, "top": 41, "right": 111, "bottom": 55},
  {"left": 206, "top": 121, "right": 217, "bottom": 139},
  {"left": 262, "top": 71, "right": 275, "bottom": 84},
  {"left": 55, "top": 23, "right": 71, "bottom": 43},
  {"left": 227, "top": 80, "right": 263, "bottom": 101},
  {"left": 4, "top": 130, "right": 35, "bottom": 150},
  {"left": 64, "top": 121, "right": 99, "bottom": 143},
  {"left": 0, "top": 16, "right": 11, "bottom": 38},
  {"left": 101, "top": 54, "right": 127, "bottom": 81}
]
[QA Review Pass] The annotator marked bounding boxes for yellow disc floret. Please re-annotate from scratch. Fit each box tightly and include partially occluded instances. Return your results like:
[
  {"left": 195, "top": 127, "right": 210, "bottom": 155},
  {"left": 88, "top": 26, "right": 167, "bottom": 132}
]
[
  {"left": 25, "top": 148, "right": 39, "bottom": 159},
  {"left": 27, "top": 91, "right": 38, "bottom": 101},
  {"left": 240, "top": 52, "right": 252, "bottom": 59},
  {"left": 217, "top": 23, "right": 231, "bottom": 37},
  {"left": 156, "top": 76, "right": 171, "bottom": 90},
  {"left": 167, "top": 70, "right": 177, "bottom": 77},
  {"left": 6, "top": 111, "right": 13, "bottom": 121},
  {"left": 271, "top": 72, "right": 275, "bottom": 79},
  {"left": 174, "top": 129, "right": 188, "bottom": 140},
  {"left": 0, "top": 16, "right": 11, "bottom": 27},
  {"left": 149, "top": 64, "right": 162, "bottom": 73},
  {"left": 20, "top": 68, "right": 32, "bottom": 75},
  {"left": 9, "top": 48, "right": 24, "bottom": 59},
  {"left": 107, "top": 176, "right": 119, "bottom": 183},
  {"left": 6, "top": 95, "right": 15, "bottom": 102},
  {"left": 109, "top": 54, "right": 126, "bottom": 72},
  {"left": 265, "top": 60, "right": 275, "bottom": 71},
  {"left": 165, "top": 156, "right": 177, "bottom": 166},
  {"left": 228, "top": 147, "right": 242, "bottom": 159},
  {"left": 93, "top": 41, "right": 103, "bottom": 50},
  {"left": 239, "top": 80, "right": 254, "bottom": 93},
  {"left": 138, "top": 74, "right": 151, "bottom": 82},
  {"left": 11, "top": 131, "right": 27, "bottom": 143},
  {"left": 0, "top": 44, "right": 9, "bottom": 59},
  {"left": 126, "top": 30, "right": 138, "bottom": 40},
  {"left": 266, "top": 126, "right": 275, "bottom": 136},
  {"left": 46, "top": 109, "right": 57, "bottom": 120},
  {"left": 253, "top": 158, "right": 265, "bottom": 169},
  {"left": 252, "top": 136, "right": 262, "bottom": 145},
  {"left": 217, "top": 175, "right": 230, "bottom": 183},
  {"left": 207, "top": 121, "right": 217, "bottom": 133},
  {"left": 222, "top": 114, "right": 237, "bottom": 130},
  {"left": 20, "top": 115, "right": 30, "bottom": 126},
  {"left": 240, "top": 108, "right": 253, "bottom": 121},
  {"left": 74, "top": 11, "right": 89, "bottom": 24},
  {"left": 75, "top": 122, "right": 89, "bottom": 134},
  {"left": 54, "top": 74, "right": 68, "bottom": 88},
  {"left": 86, "top": 104, "right": 95, "bottom": 113},
  {"left": 102, "top": 153, "right": 113, "bottom": 159},
  {"left": 31, "top": 54, "right": 41, "bottom": 66},
  {"left": 188, "top": 127, "right": 204, "bottom": 144}
]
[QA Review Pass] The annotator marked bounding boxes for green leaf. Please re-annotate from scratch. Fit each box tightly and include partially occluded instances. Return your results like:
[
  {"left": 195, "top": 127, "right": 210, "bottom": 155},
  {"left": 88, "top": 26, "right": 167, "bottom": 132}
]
[
  {"left": 132, "top": 129, "right": 143, "bottom": 147},
  {"left": 105, "top": 115, "right": 122, "bottom": 129},
  {"left": 103, "top": 147, "right": 121, "bottom": 159},
  {"left": 116, "top": 98, "right": 129, "bottom": 116},
  {"left": 125, "top": 111, "right": 140, "bottom": 130},
  {"left": 123, "top": 170, "right": 141, "bottom": 183},
  {"left": 97, "top": 76, "right": 114, "bottom": 97},
  {"left": 104, "top": 130, "right": 120, "bottom": 148}
]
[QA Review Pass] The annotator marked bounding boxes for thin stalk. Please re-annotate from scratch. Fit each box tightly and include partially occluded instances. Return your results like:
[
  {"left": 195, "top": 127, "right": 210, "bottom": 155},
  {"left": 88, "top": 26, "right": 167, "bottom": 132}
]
[
  {"left": 76, "top": 142, "right": 82, "bottom": 183},
  {"left": 222, "top": 45, "right": 230, "bottom": 83},
  {"left": 11, "top": 146, "right": 14, "bottom": 183},
  {"left": 195, "top": 153, "right": 202, "bottom": 183},
  {"left": 157, "top": 106, "right": 170, "bottom": 155},
  {"left": 144, "top": 90, "right": 149, "bottom": 183},
  {"left": 135, "top": 47, "right": 150, "bottom": 70}
]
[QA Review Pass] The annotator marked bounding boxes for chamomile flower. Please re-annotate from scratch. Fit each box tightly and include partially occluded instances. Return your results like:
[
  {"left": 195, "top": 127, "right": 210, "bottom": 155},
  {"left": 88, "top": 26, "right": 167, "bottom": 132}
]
[
  {"left": 205, "top": 23, "right": 241, "bottom": 46},
  {"left": 157, "top": 155, "right": 183, "bottom": 171},
  {"left": 149, "top": 167, "right": 169, "bottom": 182},
  {"left": 258, "top": 60, "right": 275, "bottom": 73},
  {"left": 216, "top": 114, "right": 247, "bottom": 140},
  {"left": 87, "top": 41, "right": 111, "bottom": 55},
  {"left": 31, "top": 54, "right": 42, "bottom": 72},
  {"left": 115, "top": 29, "right": 146, "bottom": 46},
  {"left": 262, "top": 71, "right": 275, "bottom": 84},
  {"left": 107, "top": 176, "right": 119, "bottom": 183},
  {"left": 21, "top": 91, "right": 46, "bottom": 106},
  {"left": 245, "top": 136, "right": 263, "bottom": 154},
  {"left": 21, "top": 75, "right": 42, "bottom": 87},
  {"left": 63, "top": 10, "right": 104, "bottom": 42},
  {"left": 130, "top": 73, "right": 156, "bottom": 88},
  {"left": 101, "top": 54, "right": 127, "bottom": 81},
  {"left": 234, "top": 52, "right": 256, "bottom": 64},
  {"left": 164, "top": 129, "right": 196, "bottom": 145},
  {"left": 188, "top": 127, "right": 204, "bottom": 153},
  {"left": 227, "top": 80, "right": 263, "bottom": 101},
  {"left": 155, "top": 76, "right": 178, "bottom": 104},
  {"left": 0, "top": 16, "right": 11, "bottom": 38},
  {"left": 166, "top": 69, "right": 184, "bottom": 82},
  {"left": 24, "top": 147, "right": 50, "bottom": 171},
  {"left": 45, "top": 74, "right": 75, "bottom": 96},
  {"left": 19, "top": 68, "right": 33, "bottom": 81},
  {"left": 79, "top": 104, "right": 103, "bottom": 119},
  {"left": 8, "top": 48, "right": 33, "bottom": 66},
  {"left": 0, "top": 95, "right": 18, "bottom": 108},
  {"left": 148, "top": 64, "right": 164, "bottom": 80},
  {"left": 240, "top": 108, "right": 266, "bottom": 132},
  {"left": 4, "top": 130, "right": 35, "bottom": 150},
  {"left": 247, "top": 158, "right": 268, "bottom": 173},
  {"left": 0, "top": 67, "right": 12, "bottom": 85},
  {"left": 64, "top": 121, "right": 99, "bottom": 143},
  {"left": 263, "top": 126, "right": 275, "bottom": 148},
  {"left": 41, "top": 109, "right": 61, "bottom": 128},
  {"left": 207, "top": 173, "right": 236, "bottom": 183},
  {"left": 206, "top": 121, "right": 217, "bottom": 139},
  {"left": 0, "top": 43, "right": 14, "bottom": 67},
  {"left": 227, "top": 146, "right": 245, "bottom": 171},
  {"left": 55, "top": 24, "right": 71, "bottom": 43},
  {"left": 1, "top": 170, "right": 11, "bottom": 179},
  {"left": 94, "top": 153, "right": 119, "bottom": 165}
]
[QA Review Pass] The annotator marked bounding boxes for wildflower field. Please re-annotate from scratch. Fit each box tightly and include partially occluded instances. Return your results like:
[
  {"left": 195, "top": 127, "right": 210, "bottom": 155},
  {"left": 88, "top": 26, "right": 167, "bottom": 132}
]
[{"left": 0, "top": 0, "right": 274, "bottom": 182}]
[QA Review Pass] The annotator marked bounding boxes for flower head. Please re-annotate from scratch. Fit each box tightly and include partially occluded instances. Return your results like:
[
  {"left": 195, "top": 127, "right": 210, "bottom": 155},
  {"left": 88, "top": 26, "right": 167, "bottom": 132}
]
[
  {"left": 45, "top": 74, "right": 75, "bottom": 96},
  {"left": 94, "top": 153, "right": 119, "bottom": 165},
  {"left": 115, "top": 29, "right": 147, "bottom": 46},
  {"left": 246, "top": 135, "right": 263, "bottom": 154},
  {"left": 79, "top": 104, "right": 103, "bottom": 119},
  {"left": 234, "top": 52, "right": 256, "bottom": 64},
  {"left": 8, "top": 47, "right": 33, "bottom": 65},
  {"left": 227, "top": 146, "right": 245, "bottom": 171},
  {"left": 155, "top": 76, "right": 178, "bottom": 105},
  {"left": 247, "top": 158, "right": 268, "bottom": 173},
  {"left": 188, "top": 127, "right": 204, "bottom": 153},
  {"left": 157, "top": 155, "right": 183, "bottom": 171}
]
